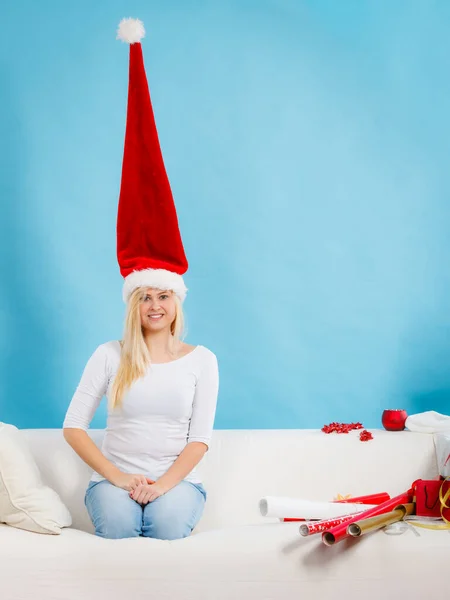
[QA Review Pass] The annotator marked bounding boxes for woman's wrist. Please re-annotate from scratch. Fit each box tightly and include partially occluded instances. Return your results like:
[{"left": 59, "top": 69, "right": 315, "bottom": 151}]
[
  {"left": 154, "top": 476, "right": 175, "bottom": 494},
  {"left": 103, "top": 465, "right": 123, "bottom": 485}
]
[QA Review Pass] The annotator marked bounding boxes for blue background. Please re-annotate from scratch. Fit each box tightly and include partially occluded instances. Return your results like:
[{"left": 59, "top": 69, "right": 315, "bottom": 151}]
[{"left": 1, "top": 0, "right": 450, "bottom": 429}]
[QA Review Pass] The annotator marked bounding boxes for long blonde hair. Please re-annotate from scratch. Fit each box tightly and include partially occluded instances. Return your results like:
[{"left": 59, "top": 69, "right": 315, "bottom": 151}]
[{"left": 110, "top": 287, "right": 186, "bottom": 409}]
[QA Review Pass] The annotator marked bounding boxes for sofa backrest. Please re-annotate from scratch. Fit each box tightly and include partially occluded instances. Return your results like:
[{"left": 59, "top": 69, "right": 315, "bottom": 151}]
[{"left": 22, "top": 428, "right": 439, "bottom": 534}]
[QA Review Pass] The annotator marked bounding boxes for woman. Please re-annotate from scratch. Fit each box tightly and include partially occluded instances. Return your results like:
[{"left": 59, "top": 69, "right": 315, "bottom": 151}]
[
  {"left": 63, "top": 285, "right": 219, "bottom": 540},
  {"left": 63, "top": 19, "right": 219, "bottom": 540}
]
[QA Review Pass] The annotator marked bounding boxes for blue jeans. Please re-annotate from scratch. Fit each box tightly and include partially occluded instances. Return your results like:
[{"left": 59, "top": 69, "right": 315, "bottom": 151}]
[{"left": 85, "top": 479, "right": 207, "bottom": 540}]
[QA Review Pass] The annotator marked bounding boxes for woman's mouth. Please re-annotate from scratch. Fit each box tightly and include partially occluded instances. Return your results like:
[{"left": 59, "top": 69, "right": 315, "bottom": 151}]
[{"left": 148, "top": 314, "right": 163, "bottom": 320}]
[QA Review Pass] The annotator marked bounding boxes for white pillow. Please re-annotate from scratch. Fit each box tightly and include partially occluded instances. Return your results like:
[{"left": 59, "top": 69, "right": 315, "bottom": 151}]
[{"left": 0, "top": 423, "right": 72, "bottom": 534}]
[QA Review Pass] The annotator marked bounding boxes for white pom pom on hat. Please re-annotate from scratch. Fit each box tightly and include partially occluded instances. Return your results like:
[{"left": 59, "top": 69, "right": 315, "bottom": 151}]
[{"left": 117, "top": 18, "right": 145, "bottom": 44}]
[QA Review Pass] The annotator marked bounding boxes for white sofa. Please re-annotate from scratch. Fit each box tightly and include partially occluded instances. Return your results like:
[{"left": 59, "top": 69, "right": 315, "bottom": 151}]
[{"left": 1, "top": 428, "right": 448, "bottom": 599}]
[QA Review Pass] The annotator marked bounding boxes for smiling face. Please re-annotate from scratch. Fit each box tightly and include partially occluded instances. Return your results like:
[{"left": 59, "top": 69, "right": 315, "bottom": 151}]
[{"left": 139, "top": 287, "right": 177, "bottom": 332}]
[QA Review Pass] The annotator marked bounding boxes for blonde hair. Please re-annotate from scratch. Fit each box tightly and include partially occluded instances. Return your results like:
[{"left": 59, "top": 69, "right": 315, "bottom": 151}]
[{"left": 110, "top": 287, "right": 186, "bottom": 409}]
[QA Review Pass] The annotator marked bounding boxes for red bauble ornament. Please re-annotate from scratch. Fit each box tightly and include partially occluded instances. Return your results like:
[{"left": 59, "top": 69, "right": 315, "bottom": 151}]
[{"left": 381, "top": 409, "right": 407, "bottom": 431}]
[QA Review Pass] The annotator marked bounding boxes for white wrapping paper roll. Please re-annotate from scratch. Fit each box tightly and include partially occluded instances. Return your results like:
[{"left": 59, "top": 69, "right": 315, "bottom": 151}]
[{"left": 259, "top": 496, "right": 377, "bottom": 519}]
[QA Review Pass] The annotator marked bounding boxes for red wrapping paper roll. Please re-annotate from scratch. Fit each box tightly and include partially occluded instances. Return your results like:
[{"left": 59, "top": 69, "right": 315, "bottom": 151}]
[
  {"left": 299, "top": 511, "right": 365, "bottom": 536},
  {"left": 322, "top": 489, "right": 413, "bottom": 546},
  {"left": 335, "top": 492, "right": 390, "bottom": 505},
  {"left": 280, "top": 492, "right": 390, "bottom": 521}
]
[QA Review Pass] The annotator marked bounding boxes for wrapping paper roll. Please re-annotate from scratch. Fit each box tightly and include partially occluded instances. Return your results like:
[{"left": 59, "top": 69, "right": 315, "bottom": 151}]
[
  {"left": 335, "top": 492, "right": 390, "bottom": 505},
  {"left": 299, "top": 512, "right": 365, "bottom": 536},
  {"left": 259, "top": 497, "right": 377, "bottom": 520},
  {"left": 279, "top": 493, "right": 389, "bottom": 521},
  {"left": 347, "top": 503, "right": 415, "bottom": 537},
  {"left": 322, "top": 489, "right": 413, "bottom": 546}
]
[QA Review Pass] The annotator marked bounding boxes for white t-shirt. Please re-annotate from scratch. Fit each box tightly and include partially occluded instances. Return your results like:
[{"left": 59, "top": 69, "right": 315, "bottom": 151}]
[{"left": 63, "top": 341, "right": 219, "bottom": 484}]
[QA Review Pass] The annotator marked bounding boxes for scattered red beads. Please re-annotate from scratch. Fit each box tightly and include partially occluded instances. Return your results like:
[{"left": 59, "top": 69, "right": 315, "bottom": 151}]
[
  {"left": 359, "top": 430, "right": 373, "bottom": 442},
  {"left": 321, "top": 421, "right": 364, "bottom": 434}
]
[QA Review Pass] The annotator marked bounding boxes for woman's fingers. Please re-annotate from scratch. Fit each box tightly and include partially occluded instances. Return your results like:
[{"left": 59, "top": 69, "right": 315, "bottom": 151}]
[
  {"left": 145, "top": 491, "right": 157, "bottom": 504},
  {"left": 132, "top": 486, "right": 154, "bottom": 505},
  {"left": 130, "top": 484, "right": 142, "bottom": 499},
  {"left": 138, "top": 487, "right": 150, "bottom": 504},
  {"left": 128, "top": 483, "right": 160, "bottom": 505},
  {"left": 143, "top": 491, "right": 154, "bottom": 505}
]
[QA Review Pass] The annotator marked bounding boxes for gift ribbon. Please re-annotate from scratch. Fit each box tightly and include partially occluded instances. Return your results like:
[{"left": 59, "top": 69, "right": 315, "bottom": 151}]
[
  {"left": 404, "top": 516, "right": 450, "bottom": 530},
  {"left": 439, "top": 476, "right": 450, "bottom": 524}
]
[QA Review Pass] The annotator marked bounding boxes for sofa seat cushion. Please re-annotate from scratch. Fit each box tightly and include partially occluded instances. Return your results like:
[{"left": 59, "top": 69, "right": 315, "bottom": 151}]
[{"left": 1, "top": 521, "right": 448, "bottom": 599}]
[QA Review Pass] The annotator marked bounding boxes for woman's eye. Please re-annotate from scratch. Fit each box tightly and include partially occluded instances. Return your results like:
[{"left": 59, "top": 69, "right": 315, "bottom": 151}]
[{"left": 143, "top": 294, "right": 167, "bottom": 301}]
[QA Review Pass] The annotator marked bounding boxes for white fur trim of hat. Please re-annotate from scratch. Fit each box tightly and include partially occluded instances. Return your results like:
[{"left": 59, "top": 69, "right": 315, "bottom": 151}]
[{"left": 122, "top": 269, "right": 188, "bottom": 303}]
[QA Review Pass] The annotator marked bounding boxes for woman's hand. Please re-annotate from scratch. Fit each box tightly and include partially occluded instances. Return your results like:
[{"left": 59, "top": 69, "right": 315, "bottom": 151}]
[
  {"left": 110, "top": 472, "right": 155, "bottom": 491},
  {"left": 129, "top": 482, "right": 167, "bottom": 505}
]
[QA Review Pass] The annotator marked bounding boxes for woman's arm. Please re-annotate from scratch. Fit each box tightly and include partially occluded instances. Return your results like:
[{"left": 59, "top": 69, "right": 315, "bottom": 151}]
[
  {"left": 63, "top": 428, "right": 121, "bottom": 483},
  {"left": 160, "top": 349, "right": 219, "bottom": 490},
  {"left": 63, "top": 344, "right": 151, "bottom": 491},
  {"left": 155, "top": 441, "right": 208, "bottom": 492},
  {"left": 63, "top": 429, "right": 151, "bottom": 490}
]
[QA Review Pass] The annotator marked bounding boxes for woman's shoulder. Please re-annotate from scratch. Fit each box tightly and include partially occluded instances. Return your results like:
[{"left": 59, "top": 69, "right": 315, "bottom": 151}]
[
  {"left": 92, "top": 340, "right": 122, "bottom": 361},
  {"left": 193, "top": 344, "right": 218, "bottom": 365},
  {"left": 176, "top": 342, "right": 217, "bottom": 365}
]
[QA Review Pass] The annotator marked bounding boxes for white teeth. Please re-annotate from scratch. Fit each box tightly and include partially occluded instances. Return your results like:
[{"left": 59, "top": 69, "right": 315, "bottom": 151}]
[{"left": 149, "top": 315, "right": 163, "bottom": 319}]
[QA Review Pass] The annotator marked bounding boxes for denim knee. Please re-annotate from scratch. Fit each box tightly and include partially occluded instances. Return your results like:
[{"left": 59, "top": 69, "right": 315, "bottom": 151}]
[
  {"left": 144, "top": 517, "right": 193, "bottom": 540},
  {"left": 85, "top": 480, "right": 142, "bottom": 539},
  {"left": 142, "top": 480, "right": 206, "bottom": 540}
]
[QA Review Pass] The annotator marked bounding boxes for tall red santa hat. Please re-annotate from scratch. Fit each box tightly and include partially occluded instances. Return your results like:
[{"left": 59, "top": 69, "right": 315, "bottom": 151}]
[{"left": 116, "top": 18, "right": 188, "bottom": 303}]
